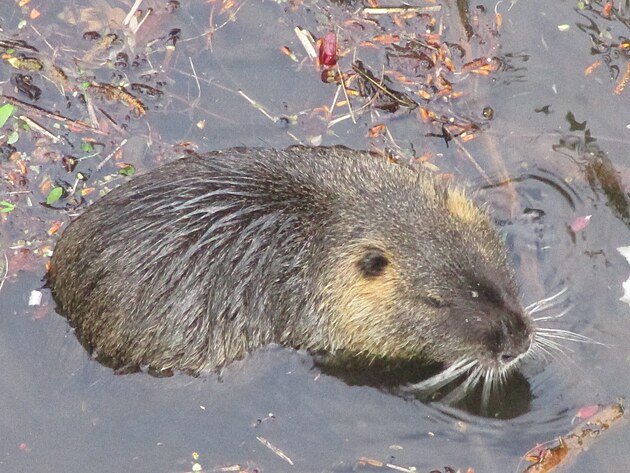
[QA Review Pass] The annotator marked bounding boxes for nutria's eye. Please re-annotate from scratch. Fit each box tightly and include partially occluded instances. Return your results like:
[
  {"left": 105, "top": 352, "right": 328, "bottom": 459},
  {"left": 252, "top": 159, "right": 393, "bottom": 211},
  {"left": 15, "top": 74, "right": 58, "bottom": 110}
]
[
  {"left": 475, "top": 283, "right": 502, "bottom": 304},
  {"left": 423, "top": 295, "right": 449, "bottom": 309},
  {"left": 357, "top": 249, "right": 389, "bottom": 277}
]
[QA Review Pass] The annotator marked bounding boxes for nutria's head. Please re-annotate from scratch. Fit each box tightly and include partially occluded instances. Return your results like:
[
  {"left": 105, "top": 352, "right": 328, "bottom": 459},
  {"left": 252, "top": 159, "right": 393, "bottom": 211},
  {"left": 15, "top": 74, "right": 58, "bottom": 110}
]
[{"left": 317, "top": 174, "right": 533, "bottom": 375}]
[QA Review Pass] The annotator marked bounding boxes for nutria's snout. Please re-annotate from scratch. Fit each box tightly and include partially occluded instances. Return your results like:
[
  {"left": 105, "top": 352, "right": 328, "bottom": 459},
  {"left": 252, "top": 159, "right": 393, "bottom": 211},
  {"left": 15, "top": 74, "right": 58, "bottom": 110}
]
[
  {"left": 48, "top": 145, "right": 532, "bottom": 379},
  {"left": 449, "top": 285, "right": 535, "bottom": 373},
  {"left": 484, "top": 308, "right": 534, "bottom": 369}
]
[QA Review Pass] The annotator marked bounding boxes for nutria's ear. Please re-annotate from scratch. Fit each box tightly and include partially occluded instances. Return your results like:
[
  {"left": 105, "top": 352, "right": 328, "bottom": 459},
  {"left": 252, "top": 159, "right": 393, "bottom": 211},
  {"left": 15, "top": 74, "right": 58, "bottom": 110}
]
[{"left": 357, "top": 248, "right": 389, "bottom": 277}]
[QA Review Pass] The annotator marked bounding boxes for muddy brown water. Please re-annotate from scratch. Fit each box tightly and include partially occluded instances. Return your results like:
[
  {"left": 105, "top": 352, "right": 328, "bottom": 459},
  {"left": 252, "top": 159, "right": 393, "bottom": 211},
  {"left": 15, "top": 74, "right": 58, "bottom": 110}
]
[{"left": 1, "top": 1, "right": 630, "bottom": 472}]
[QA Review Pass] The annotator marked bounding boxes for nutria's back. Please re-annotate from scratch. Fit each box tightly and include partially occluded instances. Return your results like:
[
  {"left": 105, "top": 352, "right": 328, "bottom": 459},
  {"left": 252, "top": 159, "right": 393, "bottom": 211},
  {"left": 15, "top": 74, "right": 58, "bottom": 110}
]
[{"left": 49, "top": 146, "right": 533, "bottom": 376}]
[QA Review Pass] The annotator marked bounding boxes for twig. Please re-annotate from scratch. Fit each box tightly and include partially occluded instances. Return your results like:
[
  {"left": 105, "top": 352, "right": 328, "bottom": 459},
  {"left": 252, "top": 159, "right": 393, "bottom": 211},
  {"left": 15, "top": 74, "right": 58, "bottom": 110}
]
[
  {"left": 238, "top": 90, "right": 278, "bottom": 122},
  {"left": 84, "top": 94, "right": 99, "bottom": 129},
  {"left": 453, "top": 138, "right": 491, "bottom": 183},
  {"left": 356, "top": 457, "right": 418, "bottom": 473},
  {"left": 294, "top": 27, "right": 317, "bottom": 59},
  {"left": 28, "top": 24, "right": 54, "bottom": 53},
  {"left": 189, "top": 57, "right": 202, "bottom": 99},
  {"left": 213, "top": 0, "right": 248, "bottom": 31},
  {"left": 351, "top": 63, "right": 417, "bottom": 109},
  {"left": 0, "top": 252, "right": 8, "bottom": 296},
  {"left": 520, "top": 402, "right": 625, "bottom": 472},
  {"left": 123, "top": 0, "right": 144, "bottom": 26},
  {"left": 363, "top": 6, "right": 441, "bottom": 15},
  {"left": 1, "top": 95, "right": 107, "bottom": 135},
  {"left": 96, "top": 138, "right": 128, "bottom": 171},
  {"left": 336, "top": 63, "right": 356, "bottom": 124},
  {"left": 18, "top": 115, "right": 60, "bottom": 142},
  {"left": 256, "top": 436, "right": 294, "bottom": 465},
  {"left": 614, "top": 60, "right": 630, "bottom": 95}
]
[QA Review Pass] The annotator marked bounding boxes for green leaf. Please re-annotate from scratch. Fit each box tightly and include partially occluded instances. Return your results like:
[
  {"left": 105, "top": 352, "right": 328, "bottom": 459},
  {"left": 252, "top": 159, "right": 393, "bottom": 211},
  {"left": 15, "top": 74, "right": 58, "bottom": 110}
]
[
  {"left": 0, "top": 201, "right": 16, "bottom": 213},
  {"left": 118, "top": 164, "right": 136, "bottom": 177},
  {"left": 81, "top": 141, "right": 94, "bottom": 152},
  {"left": 46, "top": 187, "right": 64, "bottom": 205},
  {"left": 7, "top": 130, "right": 19, "bottom": 144},
  {"left": 0, "top": 104, "right": 16, "bottom": 128}
]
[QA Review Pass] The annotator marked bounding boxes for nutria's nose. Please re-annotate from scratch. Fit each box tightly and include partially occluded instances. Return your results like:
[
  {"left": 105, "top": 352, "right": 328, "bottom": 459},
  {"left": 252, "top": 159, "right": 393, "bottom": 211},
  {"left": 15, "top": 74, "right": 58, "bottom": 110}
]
[
  {"left": 494, "top": 313, "right": 532, "bottom": 364},
  {"left": 499, "top": 352, "right": 517, "bottom": 363},
  {"left": 493, "top": 339, "right": 526, "bottom": 365}
]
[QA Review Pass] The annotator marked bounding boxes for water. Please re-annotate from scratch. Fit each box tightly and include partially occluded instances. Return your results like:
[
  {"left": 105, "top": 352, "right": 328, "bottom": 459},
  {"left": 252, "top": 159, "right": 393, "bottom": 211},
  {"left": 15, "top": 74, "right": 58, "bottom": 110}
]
[{"left": 1, "top": 0, "right": 629, "bottom": 471}]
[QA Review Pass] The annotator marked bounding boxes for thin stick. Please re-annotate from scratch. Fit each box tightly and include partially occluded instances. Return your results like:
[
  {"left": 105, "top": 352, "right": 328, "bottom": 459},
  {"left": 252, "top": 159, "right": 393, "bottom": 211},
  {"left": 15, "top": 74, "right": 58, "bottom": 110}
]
[
  {"left": 123, "top": 0, "right": 144, "bottom": 26},
  {"left": 0, "top": 252, "right": 8, "bottom": 296},
  {"left": 96, "top": 138, "right": 128, "bottom": 171},
  {"left": 189, "top": 57, "right": 202, "bottom": 99},
  {"left": 294, "top": 27, "right": 317, "bottom": 59},
  {"left": 238, "top": 90, "right": 278, "bottom": 122},
  {"left": 337, "top": 63, "right": 356, "bottom": 124},
  {"left": 363, "top": 6, "right": 441, "bottom": 15},
  {"left": 1, "top": 95, "right": 107, "bottom": 135},
  {"left": 18, "top": 115, "right": 60, "bottom": 142},
  {"left": 256, "top": 436, "right": 294, "bottom": 465}
]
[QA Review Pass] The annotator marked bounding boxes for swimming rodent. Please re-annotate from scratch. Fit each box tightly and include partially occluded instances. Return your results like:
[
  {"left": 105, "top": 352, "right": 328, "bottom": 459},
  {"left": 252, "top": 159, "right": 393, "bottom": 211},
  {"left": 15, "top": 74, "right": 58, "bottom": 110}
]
[{"left": 48, "top": 146, "right": 534, "bottom": 377}]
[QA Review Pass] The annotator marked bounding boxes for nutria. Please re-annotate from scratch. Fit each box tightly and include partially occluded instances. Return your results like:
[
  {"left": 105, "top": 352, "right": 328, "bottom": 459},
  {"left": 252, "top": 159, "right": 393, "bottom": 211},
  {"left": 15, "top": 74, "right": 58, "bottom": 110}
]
[{"left": 48, "top": 146, "right": 533, "bottom": 378}]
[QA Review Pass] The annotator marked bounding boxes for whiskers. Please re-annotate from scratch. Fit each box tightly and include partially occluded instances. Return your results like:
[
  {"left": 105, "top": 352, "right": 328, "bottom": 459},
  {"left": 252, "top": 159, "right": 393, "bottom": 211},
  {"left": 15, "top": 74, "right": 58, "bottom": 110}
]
[
  {"left": 531, "top": 326, "right": 604, "bottom": 361},
  {"left": 405, "top": 286, "right": 605, "bottom": 406},
  {"left": 528, "top": 287, "right": 608, "bottom": 364},
  {"left": 404, "top": 358, "right": 477, "bottom": 393},
  {"left": 404, "top": 356, "right": 522, "bottom": 405},
  {"left": 525, "top": 286, "right": 568, "bottom": 315}
]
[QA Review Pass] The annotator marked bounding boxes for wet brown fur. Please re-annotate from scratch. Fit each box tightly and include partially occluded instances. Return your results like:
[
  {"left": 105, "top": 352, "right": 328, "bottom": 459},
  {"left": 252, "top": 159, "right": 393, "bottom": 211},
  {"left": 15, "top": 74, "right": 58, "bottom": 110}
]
[{"left": 48, "top": 146, "right": 533, "bottom": 375}]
